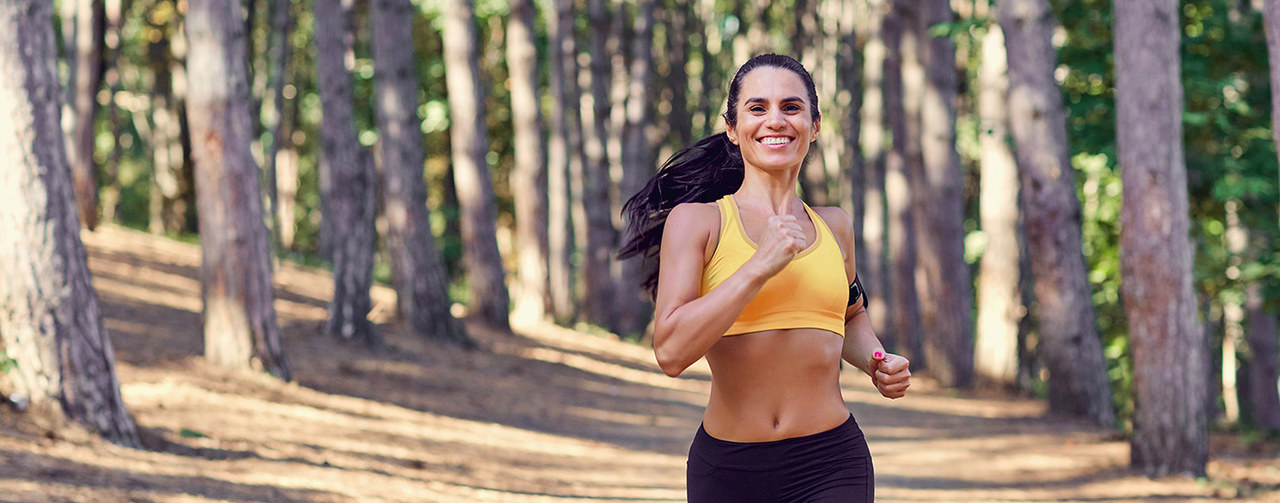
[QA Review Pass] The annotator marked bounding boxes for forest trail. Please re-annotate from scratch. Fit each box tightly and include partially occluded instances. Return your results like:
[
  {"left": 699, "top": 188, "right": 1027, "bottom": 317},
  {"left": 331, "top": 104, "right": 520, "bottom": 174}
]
[{"left": 1, "top": 224, "right": 1278, "bottom": 502}]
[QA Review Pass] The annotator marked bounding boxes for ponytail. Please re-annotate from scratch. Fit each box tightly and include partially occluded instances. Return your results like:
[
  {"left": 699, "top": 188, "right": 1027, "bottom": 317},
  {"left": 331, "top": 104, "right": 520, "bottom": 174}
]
[{"left": 618, "top": 132, "right": 744, "bottom": 297}]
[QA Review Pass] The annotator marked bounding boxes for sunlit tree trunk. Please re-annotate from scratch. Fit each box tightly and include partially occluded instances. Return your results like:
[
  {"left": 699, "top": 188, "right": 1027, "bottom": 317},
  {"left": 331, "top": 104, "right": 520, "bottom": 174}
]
[
  {"left": 579, "top": 0, "right": 617, "bottom": 326},
  {"left": 616, "top": 0, "right": 655, "bottom": 337},
  {"left": 861, "top": 0, "right": 890, "bottom": 338},
  {"left": 0, "top": 0, "right": 139, "bottom": 446},
  {"left": 507, "top": 0, "right": 549, "bottom": 324},
  {"left": 974, "top": 20, "right": 1021, "bottom": 388},
  {"left": 315, "top": 0, "right": 377, "bottom": 345},
  {"left": 545, "top": 0, "right": 581, "bottom": 324},
  {"left": 834, "top": 0, "right": 862, "bottom": 239},
  {"left": 264, "top": 0, "right": 293, "bottom": 254},
  {"left": 999, "top": 0, "right": 1113, "bottom": 424},
  {"left": 442, "top": 0, "right": 510, "bottom": 330},
  {"left": 370, "top": 0, "right": 470, "bottom": 345},
  {"left": 147, "top": 5, "right": 192, "bottom": 236},
  {"left": 67, "top": 0, "right": 105, "bottom": 230},
  {"left": 1114, "top": 0, "right": 1207, "bottom": 477},
  {"left": 186, "top": 0, "right": 291, "bottom": 380},
  {"left": 883, "top": 1, "right": 924, "bottom": 361},
  {"left": 913, "top": 0, "right": 974, "bottom": 388}
]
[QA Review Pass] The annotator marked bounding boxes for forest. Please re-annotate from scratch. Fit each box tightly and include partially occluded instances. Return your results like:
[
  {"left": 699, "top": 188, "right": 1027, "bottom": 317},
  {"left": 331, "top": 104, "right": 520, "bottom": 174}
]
[{"left": 2, "top": 0, "right": 1280, "bottom": 499}]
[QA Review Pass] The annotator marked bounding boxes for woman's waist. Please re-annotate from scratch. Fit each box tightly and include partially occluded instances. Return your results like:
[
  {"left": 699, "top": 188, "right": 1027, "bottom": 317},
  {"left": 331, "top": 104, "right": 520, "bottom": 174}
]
[{"left": 702, "top": 386, "right": 850, "bottom": 442}]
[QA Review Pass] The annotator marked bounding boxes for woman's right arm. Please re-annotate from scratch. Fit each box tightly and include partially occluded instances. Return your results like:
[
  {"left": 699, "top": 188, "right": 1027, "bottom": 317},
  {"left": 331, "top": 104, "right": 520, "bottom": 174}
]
[{"left": 652, "top": 202, "right": 806, "bottom": 376}]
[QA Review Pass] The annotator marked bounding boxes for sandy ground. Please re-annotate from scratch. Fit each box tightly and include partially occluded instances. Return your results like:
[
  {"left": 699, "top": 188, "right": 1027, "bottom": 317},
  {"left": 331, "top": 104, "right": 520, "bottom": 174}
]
[{"left": 0, "top": 224, "right": 1278, "bottom": 502}]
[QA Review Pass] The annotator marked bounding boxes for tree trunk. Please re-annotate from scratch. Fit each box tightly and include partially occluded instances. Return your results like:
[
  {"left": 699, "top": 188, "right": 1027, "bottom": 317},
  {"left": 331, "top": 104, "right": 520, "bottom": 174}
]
[
  {"left": 147, "top": 7, "right": 191, "bottom": 236},
  {"left": 999, "top": 0, "right": 1113, "bottom": 424},
  {"left": 68, "top": 0, "right": 105, "bottom": 230},
  {"left": 1265, "top": 0, "right": 1280, "bottom": 185},
  {"left": 370, "top": 0, "right": 470, "bottom": 346},
  {"left": 264, "top": 0, "right": 294, "bottom": 255},
  {"left": 861, "top": 0, "right": 890, "bottom": 338},
  {"left": 545, "top": 0, "right": 580, "bottom": 324},
  {"left": 912, "top": 0, "right": 974, "bottom": 388},
  {"left": 615, "top": 0, "right": 655, "bottom": 337},
  {"left": 442, "top": 0, "right": 510, "bottom": 330},
  {"left": 0, "top": 0, "right": 139, "bottom": 447},
  {"left": 507, "top": 0, "right": 549, "bottom": 324},
  {"left": 579, "top": 0, "right": 618, "bottom": 326},
  {"left": 974, "top": 21, "right": 1021, "bottom": 388},
  {"left": 882, "top": 1, "right": 924, "bottom": 360},
  {"left": 186, "top": 0, "right": 291, "bottom": 380},
  {"left": 1114, "top": 0, "right": 1208, "bottom": 477},
  {"left": 660, "top": 0, "right": 691, "bottom": 150},
  {"left": 1245, "top": 283, "right": 1280, "bottom": 432},
  {"left": 315, "top": 0, "right": 378, "bottom": 345}
]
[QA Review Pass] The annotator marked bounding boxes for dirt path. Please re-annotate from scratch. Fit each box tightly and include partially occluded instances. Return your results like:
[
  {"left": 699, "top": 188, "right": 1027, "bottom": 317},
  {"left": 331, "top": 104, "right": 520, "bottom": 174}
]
[{"left": 1, "top": 224, "right": 1278, "bottom": 502}]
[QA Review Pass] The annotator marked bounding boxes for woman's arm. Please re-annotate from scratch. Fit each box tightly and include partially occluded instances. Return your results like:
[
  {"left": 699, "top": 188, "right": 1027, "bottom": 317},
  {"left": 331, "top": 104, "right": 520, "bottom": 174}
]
[{"left": 652, "top": 202, "right": 807, "bottom": 376}]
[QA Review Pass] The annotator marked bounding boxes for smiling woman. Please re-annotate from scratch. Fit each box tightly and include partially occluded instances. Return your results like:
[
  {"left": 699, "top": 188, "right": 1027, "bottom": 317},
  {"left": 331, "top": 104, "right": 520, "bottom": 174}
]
[{"left": 618, "top": 53, "right": 911, "bottom": 503}]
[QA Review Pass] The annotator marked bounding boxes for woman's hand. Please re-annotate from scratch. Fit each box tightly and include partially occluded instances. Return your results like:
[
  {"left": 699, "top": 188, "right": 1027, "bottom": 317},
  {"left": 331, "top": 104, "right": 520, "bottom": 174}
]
[
  {"left": 871, "top": 351, "right": 911, "bottom": 399},
  {"left": 750, "top": 215, "right": 807, "bottom": 277}
]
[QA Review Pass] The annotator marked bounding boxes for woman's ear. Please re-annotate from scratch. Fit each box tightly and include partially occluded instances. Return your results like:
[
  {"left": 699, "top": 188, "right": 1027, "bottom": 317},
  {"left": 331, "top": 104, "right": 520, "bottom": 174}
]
[
  {"left": 811, "top": 119, "right": 821, "bottom": 142},
  {"left": 726, "top": 122, "right": 739, "bottom": 145}
]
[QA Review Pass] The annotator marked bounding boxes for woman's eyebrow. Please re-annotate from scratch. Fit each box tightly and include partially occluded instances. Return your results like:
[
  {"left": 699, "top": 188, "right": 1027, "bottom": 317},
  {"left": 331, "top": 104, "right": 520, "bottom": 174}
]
[{"left": 743, "top": 96, "right": 805, "bottom": 105}]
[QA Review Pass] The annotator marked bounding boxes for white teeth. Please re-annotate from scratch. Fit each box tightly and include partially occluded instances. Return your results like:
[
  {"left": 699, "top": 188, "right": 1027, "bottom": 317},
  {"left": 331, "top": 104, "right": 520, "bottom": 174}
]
[{"left": 760, "top": 137, "right": 791, "bottom": 145}]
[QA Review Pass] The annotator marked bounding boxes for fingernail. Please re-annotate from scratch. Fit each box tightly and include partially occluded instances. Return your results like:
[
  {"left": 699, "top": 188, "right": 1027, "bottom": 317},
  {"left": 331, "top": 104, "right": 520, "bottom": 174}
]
[{"left": 873, "top": 351, "right": 884, "bottom": 360}]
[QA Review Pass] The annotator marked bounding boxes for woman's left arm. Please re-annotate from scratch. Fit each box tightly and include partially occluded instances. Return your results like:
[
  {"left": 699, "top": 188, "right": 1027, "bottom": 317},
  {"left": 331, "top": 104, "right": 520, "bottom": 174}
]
[{"left": 817, "top": 207, "right": 911, "bottom": 399}]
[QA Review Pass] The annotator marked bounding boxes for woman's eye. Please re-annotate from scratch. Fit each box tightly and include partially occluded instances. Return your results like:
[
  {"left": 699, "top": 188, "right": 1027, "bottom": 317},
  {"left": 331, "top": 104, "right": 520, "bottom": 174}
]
[
  {"left": 749, "top": 106, "right": 765, "bottom": 113},
  {"left": 784, "top": 104, "right": 801, "bottom": 112}
]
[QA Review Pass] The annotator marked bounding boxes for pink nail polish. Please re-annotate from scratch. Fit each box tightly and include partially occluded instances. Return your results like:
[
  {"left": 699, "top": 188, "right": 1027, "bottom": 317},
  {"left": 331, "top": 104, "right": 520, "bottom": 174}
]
[{"left": 873, "top": 351, "right": 884, "bottom": 360}]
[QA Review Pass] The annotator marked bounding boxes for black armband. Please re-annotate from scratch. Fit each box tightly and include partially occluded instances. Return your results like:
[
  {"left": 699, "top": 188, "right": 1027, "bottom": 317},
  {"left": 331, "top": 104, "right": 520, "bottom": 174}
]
[{"left": 847, "top": 274, "right": 868, "bottom": 309}]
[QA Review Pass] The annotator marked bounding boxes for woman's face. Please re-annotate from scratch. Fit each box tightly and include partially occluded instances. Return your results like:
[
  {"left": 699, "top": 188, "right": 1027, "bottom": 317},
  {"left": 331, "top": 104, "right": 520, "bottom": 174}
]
[{"left": 725, "top": 66, "right": 819, "bottom": 174}]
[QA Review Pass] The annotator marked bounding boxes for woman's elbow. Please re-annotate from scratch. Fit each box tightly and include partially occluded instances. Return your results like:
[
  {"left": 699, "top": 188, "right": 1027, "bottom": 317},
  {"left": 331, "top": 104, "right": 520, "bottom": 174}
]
[{"left": 653, "top": 344, "right": 688, "bottom": 377}]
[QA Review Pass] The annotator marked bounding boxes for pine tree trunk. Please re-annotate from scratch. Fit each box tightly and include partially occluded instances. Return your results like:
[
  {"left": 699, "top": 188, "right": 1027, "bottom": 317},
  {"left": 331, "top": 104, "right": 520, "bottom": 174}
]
[
  {"left": 264, "top": 0, "right": 293, "bottom": 254},
  {"left": 545, "top": 0, "right": 581, "bottom": 324},
  {"left": 974, "top": 21, "right": 1021, "bottom": 388},
  {"left": 998, "top": 0, "right": 1113, "bottom": 424},
  {"left": 913, "top": 0, "right": 974, "bottom": 388},
  {"left": 882, "top": 1, "right": 924, "bottom": 360},
  {"left": 507, "top": 0, "right": 549, "bottom": 324},
  {"left": 0, "top": 0, "right": 139, "bottom": 446},
  {"left": 1114, "top": 0, "right": 1208, "bottom": 477},
  {"left": 660, "top": 0, "right": 692, "bottom": 150},
  {"left": 1265, "top": 0, "right": 1280, "bottom": 185},
  {"left": 147, "top": 12, "right": 190, "bottom": 236},
  {"left": 371, "top": 0, "right": 469, "bottom": 345},
  {"left": 442, "top": 0, "right": 510, "bottom": 330},
  {"left": 69, "top": 0, "right": 104, "bottom": 230},
  {"left": 578, "top": 0, "right": 617, "bottom": 326},
  {"left": 1245, "top": 283, "right": 1280, "bottom": 432},
  {"left": 615, "top": 0, "right": 655, "bottom": 337},
  {"left": 861, "top": 0, "right": 890, "bottom": 338},
  {"left": 315, "top": 0, "right": 377, "bottom": 345},
  {"left": 186, "top": 0, "right": 291, "bottom": 380}
]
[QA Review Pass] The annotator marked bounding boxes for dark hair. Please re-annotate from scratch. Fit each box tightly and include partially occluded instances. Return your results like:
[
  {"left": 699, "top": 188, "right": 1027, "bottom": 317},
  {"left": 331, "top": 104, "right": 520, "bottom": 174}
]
[{"left": 618, "top": 54, "right": 819, "bottom": 297}]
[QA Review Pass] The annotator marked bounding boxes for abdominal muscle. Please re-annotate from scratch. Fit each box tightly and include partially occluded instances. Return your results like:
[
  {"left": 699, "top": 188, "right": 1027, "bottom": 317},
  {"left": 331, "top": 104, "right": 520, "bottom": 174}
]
[{"left": 701, "top": 327, "right": 852, "bottom": 442}]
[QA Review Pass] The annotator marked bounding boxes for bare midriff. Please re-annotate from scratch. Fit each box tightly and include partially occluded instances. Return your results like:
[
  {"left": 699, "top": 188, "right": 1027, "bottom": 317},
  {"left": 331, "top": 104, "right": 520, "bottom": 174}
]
[{"left": 701, "top": 327, "right": 851, "bottom": 442}]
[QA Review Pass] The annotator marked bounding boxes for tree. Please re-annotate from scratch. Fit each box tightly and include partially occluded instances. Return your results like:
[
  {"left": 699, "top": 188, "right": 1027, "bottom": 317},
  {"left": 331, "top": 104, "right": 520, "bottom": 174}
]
[
  {"left": 1114, "top": 0, "right": 1207, "bottom": 476},
  {"left": 0, "top": 0, "right": 139, "bottom": 446},
  {"left": 442, "top": 0, "right": 510, "bottom": 330},
  {"left": 66, "top": 0, "right": 105, "bottom": 230},
  {"left": 507, "top": 0, "right": 549, "bottom": 324},
  {"left": 545, "top": 0, "right": 582, "bottom": 324},
  {"left": 913, "top": 0, "right": 974, "bottom": 387},
  {"left": 370, "top": 0, "right": 470, "bottom": 346},
  {"left": 185, "top": 0, "right": 290, "bottom": 380},
  {"left": 859, "top": 0, "right": 891, "bottom": 338},
  {"left": 974, "top": 18, "right": 1021, "bottom": 388},
  {"left": 1266, "top": 0, "right": 1280, "bottom": 184},
  {"left": 616, "top": 0, "right": 655, "bottom": 336},
  {"left": 998, "top": 0, "right": 1113, "bottom": 425},
  {"left": 578, "top": 0, "right": 618, "bottom": 327},
  {"left": 883, "top": 0, "right": 924, "bottom": 360},
  {"left": 315, "top": 0, "right": 378, "bottom": 345}
]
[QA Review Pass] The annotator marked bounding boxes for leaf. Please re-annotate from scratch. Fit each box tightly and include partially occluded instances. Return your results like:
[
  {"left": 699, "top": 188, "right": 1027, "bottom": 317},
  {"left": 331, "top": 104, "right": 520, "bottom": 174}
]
[{"left": 179, "top": 428, "right": 208, "bottom": 439}]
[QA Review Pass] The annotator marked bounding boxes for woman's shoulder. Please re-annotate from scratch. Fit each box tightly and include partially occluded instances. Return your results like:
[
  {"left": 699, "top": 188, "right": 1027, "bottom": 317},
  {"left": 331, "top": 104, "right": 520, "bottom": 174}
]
[
  {"left": 662, "top": 201, "right": 721, "bottom": 248},
  {"left": 811, "top": 205, "right": 854, "bottom": 249}
]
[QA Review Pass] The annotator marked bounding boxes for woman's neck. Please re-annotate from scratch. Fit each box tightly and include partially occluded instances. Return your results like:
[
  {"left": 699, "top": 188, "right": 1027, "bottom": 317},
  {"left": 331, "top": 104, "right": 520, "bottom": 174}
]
[{"left": 735, "top": 167, "right": 804, "bottom": 216}]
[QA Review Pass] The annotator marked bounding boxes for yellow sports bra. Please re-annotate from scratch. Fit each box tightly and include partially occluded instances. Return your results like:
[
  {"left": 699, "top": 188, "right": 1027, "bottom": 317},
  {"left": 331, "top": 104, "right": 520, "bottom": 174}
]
[{"left": 700, "top": 194, "right": 848, "bottom": 337}]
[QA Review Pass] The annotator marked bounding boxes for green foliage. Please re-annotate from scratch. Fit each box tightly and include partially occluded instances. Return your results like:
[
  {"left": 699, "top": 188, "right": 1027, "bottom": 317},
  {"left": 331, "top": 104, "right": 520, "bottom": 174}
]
[{"left": 0, "top": 350, "right": 15, "bottom": 374}]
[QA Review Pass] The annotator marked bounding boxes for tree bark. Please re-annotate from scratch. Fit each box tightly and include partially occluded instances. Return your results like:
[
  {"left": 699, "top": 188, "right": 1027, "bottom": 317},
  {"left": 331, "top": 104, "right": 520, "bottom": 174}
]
[
  {"left": 1114, "top": 0, "right": 1208, "bottom": 477},
  {"left": 507, "top": 0, "right": 549, "bottom": 324},
  {"left": 264, "top": 0, "right": 294, "bottom": 255},
  {"left": 860, "top": 0, "right": 890, "bottom": 338},
  {"left": 974, "top": 21, "right": 1021, "bottom": 388},
  {"left": 659, "top": 0, "right": 692, "bottom": 150},
  {"left": 545, "top": 0, "right": 581, "bottom": 324},
  {"left": 1245, "top": 283, "right": 1280, "bottom": 432},
  {"left": 370, "top": 0, "right": 470, "bottom": 346},
  {"left": 999, "top": 0, "right": 1114, "bottom": 427},
  {"left": 1265, "top": 0, "right": 1280, "bottom": 185},
  {"left": 615, "top": 0, "right": 655, "bottom": 337},
  {"left": 442, "top": 0, "right": 510, "bottom": 330},
  {"left": 186, "top": 0, "right": 291, "bottom": 380},
  {"left": 913, "top": 0, "right": 974, "bottom": 388},
  {"left": 882, "top": 1, "right": 924, "bottom": 360},
  {"left": 578, "top": 0, "right": 618, "bottom": 327},
  {"left": 315, "top": 0, "right": 378, "bottom": 345},
  {"left": 0, "top": 0, "right": 139, "bottom": 447},
  {"left": 68, "top": 0, "right": 105, "bottom": 230}
]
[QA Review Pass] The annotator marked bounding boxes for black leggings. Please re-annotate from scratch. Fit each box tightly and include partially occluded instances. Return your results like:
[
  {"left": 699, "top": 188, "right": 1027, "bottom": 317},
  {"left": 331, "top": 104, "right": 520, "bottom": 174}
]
[{"left": 686, "top": 415, "right": 874, "bottom": 503}]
